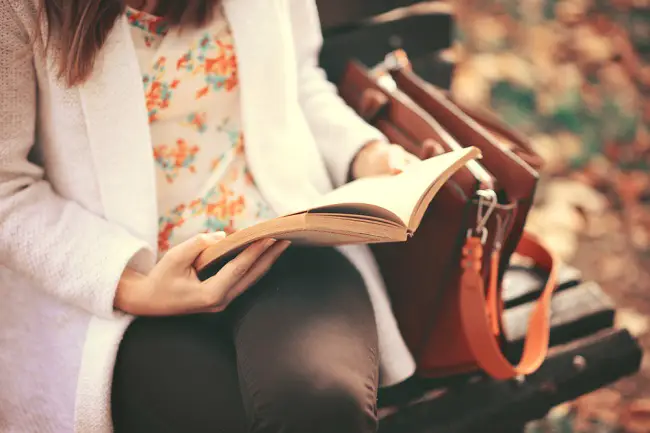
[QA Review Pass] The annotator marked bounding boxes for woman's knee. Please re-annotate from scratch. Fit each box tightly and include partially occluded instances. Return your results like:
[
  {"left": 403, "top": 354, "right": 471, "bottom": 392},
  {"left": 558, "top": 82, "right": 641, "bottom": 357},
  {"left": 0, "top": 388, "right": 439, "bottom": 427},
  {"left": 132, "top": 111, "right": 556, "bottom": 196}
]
[{"left": 248, "top": 373, "right": 378, "bottom": 433}]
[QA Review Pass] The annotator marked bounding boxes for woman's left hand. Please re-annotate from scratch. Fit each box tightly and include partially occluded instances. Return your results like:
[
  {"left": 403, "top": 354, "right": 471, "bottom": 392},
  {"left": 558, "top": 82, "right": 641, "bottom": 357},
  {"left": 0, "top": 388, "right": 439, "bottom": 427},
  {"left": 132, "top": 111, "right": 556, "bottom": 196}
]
[{"left": 351, "top": 140, "right": 419, "bottom": 180}]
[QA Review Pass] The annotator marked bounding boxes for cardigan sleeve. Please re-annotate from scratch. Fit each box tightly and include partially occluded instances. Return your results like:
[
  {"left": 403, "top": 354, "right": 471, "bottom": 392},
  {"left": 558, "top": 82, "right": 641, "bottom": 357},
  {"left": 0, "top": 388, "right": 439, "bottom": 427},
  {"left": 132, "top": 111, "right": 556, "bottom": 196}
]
[
  {"left": 288, "top": 0, "right": 388, "bottom": 187},
  {"left": 0, "top": 0, "right": 153, "bottom": 319}
]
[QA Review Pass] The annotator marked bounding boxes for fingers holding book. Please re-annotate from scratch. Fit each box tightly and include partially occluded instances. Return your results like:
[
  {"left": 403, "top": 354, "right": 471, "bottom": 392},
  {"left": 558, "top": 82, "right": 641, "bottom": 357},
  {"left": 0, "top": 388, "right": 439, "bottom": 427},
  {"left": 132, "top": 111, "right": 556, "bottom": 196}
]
[
  {"left": 113, "top": 233, "right": 291, "bottom": 316},
  {"left": 198, "top": 238, "right": 292, "bottom": 313},
  {"left": 386, "top": 143, "right": 420, "bottom": 174},
  {"left": 351, "top": 140, "right": 419, "bottom": 179}
]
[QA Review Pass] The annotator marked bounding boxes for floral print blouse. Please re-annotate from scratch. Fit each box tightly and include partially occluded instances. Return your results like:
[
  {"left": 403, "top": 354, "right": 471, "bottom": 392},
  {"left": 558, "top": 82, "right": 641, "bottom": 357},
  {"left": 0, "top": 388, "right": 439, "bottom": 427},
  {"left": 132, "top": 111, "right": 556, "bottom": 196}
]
[{"left": 127, "top": 8, "right": 275, "bottom": 256}]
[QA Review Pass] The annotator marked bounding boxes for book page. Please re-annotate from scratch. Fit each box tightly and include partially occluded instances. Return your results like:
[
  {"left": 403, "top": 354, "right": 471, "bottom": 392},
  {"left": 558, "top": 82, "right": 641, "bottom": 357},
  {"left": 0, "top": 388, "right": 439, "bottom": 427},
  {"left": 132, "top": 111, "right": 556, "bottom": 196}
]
[{"left": 310, "top": 148, "right": 479, "bottom": 226}]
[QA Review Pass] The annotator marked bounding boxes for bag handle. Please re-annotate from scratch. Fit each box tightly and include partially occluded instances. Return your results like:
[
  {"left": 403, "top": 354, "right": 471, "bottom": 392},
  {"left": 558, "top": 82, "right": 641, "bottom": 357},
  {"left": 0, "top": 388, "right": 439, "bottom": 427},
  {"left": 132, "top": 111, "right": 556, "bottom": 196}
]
[
  {"left": 459, "top": 231, "right": 558, "bottom": 379},
  {"left": 377, "top": 49, "right": 545, "bottom": 173},
  {"left": 380, "top": 49, "right": 543, "bottom": 167},
  {"left": 446, "top": 98, "right": 545, "bottom": 170}
]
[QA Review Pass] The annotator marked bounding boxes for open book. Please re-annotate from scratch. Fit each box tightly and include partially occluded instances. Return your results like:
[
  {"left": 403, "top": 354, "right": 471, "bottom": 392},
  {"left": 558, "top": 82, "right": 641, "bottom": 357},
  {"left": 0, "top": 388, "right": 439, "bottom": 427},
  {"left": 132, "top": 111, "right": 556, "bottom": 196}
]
[{"left": 195, "top": 147, "right": 481, "bottom": 272}]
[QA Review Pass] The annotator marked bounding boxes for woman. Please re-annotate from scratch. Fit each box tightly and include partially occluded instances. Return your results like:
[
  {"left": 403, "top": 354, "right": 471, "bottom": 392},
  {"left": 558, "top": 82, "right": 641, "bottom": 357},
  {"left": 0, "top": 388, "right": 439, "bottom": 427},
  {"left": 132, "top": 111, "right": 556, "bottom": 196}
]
[{"left": 0, "top": 0, "right": 418, "bottom": 432}]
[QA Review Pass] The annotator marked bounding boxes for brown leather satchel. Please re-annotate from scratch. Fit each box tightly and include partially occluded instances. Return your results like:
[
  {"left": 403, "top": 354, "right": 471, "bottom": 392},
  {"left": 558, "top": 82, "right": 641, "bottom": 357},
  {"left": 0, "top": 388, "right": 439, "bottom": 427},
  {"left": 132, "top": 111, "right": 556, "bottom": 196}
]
[{"left": 337, "top": 51, "right": 558, "bottom": 380}]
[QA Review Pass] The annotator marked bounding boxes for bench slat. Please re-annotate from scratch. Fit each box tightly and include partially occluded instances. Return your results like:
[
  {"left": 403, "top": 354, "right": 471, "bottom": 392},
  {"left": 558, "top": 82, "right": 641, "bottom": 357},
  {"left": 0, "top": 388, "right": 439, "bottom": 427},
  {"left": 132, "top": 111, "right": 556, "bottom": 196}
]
[
  {"left": 407, "top": 50, "right": 456, "bottom": 89},
  {"left": 317, "top": 0, "right": 396, "bottom": 30},
  {"left": 384, "top": 280, "right": 616, "bottom": 393},
  {"left": 320, "top": 11, "right": 452, "bottom": 84},
  {"left": 317, "top": 0, "right": 434, "bottom": 30},
  {"left": 505, "top": 281, "right": 616, "bottom": 357},
  {"left": 503, "top": 264, "right": 583, "bottom": 308},
  {"left": 378, "top": 329, "right": 642, "bottom": 433}
]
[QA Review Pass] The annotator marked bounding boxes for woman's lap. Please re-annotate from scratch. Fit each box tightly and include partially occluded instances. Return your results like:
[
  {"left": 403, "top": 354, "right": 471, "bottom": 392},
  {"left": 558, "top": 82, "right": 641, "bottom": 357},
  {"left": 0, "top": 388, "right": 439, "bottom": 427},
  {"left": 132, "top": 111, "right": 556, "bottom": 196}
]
[
  {"left": 111, "top": 314, "right": 247, "bottom": 433},
  {"left": 112, "top": 247, "right": 379, "bottom": 433}
]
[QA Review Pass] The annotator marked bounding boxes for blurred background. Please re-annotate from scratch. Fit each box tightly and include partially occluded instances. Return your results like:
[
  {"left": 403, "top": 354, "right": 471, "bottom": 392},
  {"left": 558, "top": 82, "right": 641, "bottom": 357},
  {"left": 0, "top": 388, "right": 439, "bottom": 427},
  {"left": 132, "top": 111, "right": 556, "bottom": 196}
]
[{"left": 449, "top": 0, "right": 650, "bottom": 431}]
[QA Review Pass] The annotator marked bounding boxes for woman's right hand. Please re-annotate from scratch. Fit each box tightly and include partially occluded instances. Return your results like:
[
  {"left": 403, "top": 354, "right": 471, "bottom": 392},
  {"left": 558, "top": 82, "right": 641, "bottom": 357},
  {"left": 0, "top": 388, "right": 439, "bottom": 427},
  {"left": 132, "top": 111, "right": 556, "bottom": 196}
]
[{"left": 114, "top": 232, "right": 291, "bottom": 316}]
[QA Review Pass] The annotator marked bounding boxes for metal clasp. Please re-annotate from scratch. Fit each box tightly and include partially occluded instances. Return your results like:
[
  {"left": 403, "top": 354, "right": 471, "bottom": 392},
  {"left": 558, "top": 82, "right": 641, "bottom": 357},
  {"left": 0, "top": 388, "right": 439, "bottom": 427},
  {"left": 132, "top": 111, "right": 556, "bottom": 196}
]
[
  {"left": 371, "top": 50, "right": 411, "bottom": 74},
  {"left": 466, "top": 189, "right": 498, "bottom": 244},
  {"left": 370, "top": 50, "right": 412, "bottom": 93},
  {"left": 383, "top": 49, "right": 411, "bottom": 71}
]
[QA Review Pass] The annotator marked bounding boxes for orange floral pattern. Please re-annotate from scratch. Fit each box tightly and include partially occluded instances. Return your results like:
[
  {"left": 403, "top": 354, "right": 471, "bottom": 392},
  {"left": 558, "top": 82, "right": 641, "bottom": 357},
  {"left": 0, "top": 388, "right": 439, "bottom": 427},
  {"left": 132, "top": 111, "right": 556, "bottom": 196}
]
[
  {"left": 177, "top": 34, "right": 239, "bottom": 99},
  {"left": 143, "top": 57, "right": 180, "bottom": 123},
  {"left": 152, "top": 139, "right": 200, "bottom": 183},
  {"left": 126, "top": 9, "right": 169, "bottom": 36},
  {"left": 128, "top": 7, "right": 274, "bottom": 256}
]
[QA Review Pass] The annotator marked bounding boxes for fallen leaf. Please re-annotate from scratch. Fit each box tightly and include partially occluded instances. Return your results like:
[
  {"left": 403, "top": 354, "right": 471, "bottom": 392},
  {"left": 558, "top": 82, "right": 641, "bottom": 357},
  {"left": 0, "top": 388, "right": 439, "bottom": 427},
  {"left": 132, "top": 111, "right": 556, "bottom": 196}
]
[
  {"left": 640, "top": 352, "right": 650, "bottom": 377},
  {"left": 527, "top": 204, "right": 585, "bottom": 235},
  {"left": 451, "top": 62, "right": 492, "bottom": 107},
  {"left": 538, "top": 229, "right": 579, "bottom": 261},
  {"left": 585, "top": 213, "right": 622, "bottom": 239},
  {"left": 530, "top": 134, "right": 567, "bottom": 174},
  {"left": 545, "top": 179, "right": 608, "bottom": 215},
  {"left": 631, "top": 224, "right": 650, "bottom": 250},
  {"left": 555, "top": 0, "right": 587, "bottom": 25},
  {"left": 621, "top": 399, "right": 650, "bottom": 433},
  {"left": 573, "top": 389, "right": 622, "bottom": 427},
  {"left": 615, "top": 308, "right": 650, "bottom": 337},
  {"left": 599, "top": 255, "right": 630, "bottom": 281}
]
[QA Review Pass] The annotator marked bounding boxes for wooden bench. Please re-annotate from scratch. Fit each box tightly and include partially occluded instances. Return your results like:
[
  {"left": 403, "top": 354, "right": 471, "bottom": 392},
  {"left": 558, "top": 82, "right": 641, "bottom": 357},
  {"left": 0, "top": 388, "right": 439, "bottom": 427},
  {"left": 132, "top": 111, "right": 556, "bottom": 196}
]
[{"left": 315, "top": 1, "right": 644, "bottom": 431}]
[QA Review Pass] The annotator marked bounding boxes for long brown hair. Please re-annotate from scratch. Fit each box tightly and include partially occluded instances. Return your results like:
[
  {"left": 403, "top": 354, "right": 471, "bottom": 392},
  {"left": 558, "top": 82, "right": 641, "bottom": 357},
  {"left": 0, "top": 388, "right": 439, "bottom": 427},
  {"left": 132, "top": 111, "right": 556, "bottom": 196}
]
[{"left": 40, "top": 0, "right": 222, "bottom": 87}]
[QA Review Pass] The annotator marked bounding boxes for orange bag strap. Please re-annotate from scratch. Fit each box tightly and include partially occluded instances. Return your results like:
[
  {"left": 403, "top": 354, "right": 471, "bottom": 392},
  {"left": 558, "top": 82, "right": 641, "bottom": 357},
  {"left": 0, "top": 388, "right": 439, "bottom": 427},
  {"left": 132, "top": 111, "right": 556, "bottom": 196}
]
[{"left": 459, "top": 231, "right": 558, "bottom": 379}]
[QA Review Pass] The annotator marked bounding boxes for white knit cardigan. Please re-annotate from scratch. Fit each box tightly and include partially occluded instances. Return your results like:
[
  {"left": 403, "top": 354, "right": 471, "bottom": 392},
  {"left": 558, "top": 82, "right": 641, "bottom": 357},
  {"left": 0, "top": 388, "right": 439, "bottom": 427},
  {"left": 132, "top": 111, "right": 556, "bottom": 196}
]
[{"left": 0, "top": 0, "right": 416, "bottom": 432}]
